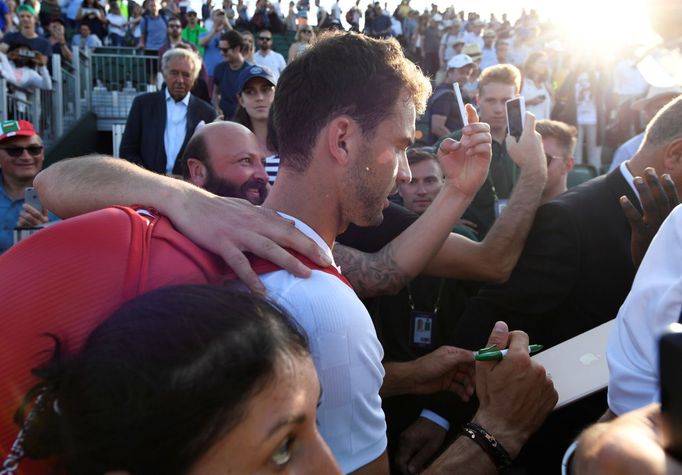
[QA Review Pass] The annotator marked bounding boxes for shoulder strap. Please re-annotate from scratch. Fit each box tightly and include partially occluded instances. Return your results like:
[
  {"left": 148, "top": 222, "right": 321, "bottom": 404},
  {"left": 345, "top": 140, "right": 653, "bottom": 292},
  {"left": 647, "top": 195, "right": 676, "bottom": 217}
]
[{"left": 225, "top": 250, "right": 353, "bottom": 290}]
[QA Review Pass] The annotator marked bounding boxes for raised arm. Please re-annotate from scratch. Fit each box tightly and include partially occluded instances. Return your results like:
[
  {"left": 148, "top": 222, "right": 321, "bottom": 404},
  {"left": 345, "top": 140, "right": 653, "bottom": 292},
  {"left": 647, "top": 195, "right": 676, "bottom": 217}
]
[
  {"left": 34, "top": 156, "right": 332, "bottom": 292},
  {"left": 334, "top": 111, "right": 545, "bottom": 297},
  {"left": 424, "top": 112, "right": 547, "bottom": 282},
  {"left": 334, "top": 105, "right": 493, "bottom": 297}
]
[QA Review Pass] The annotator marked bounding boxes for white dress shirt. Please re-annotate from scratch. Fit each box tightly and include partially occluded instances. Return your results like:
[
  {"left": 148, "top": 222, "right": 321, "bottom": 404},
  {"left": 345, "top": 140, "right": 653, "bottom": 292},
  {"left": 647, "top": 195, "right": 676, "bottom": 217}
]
[{"left": 164, "top": 89, "right": 190, "bottom": 174}]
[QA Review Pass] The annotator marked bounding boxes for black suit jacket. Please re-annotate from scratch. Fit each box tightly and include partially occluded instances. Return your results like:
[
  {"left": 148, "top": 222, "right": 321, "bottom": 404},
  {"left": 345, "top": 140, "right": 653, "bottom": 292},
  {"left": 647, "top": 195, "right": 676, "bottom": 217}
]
[
  {"left": 119, "top": 90, "right": 217, "bottom": 175},
  {"left": 453, "top": 167, "right": 639, "bottom": 350},
  {"left": 452, "top": 168, "right": 640, "bottom": 473}
]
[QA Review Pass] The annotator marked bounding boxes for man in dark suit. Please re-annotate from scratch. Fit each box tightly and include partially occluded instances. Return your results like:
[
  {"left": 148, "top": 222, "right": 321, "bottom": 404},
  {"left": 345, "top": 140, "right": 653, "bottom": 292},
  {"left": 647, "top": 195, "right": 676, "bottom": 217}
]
[
  {"left": 120, "top": 48, "right": 217, "bottom": 175},
  {"left": 452, "top": 95, "right": 682, "bottom": 473}
]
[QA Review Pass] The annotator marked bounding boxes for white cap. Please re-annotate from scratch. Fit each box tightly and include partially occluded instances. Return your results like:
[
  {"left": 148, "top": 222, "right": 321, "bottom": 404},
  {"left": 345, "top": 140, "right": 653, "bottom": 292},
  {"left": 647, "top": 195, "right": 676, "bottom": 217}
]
[{"left": 447, "top": 54, "right": 473, "bottom": 69}]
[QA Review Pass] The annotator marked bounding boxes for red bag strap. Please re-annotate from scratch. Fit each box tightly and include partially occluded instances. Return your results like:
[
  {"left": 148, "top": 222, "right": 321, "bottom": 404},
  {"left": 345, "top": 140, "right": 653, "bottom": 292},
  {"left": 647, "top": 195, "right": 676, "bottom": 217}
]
[{"left": 225, "top": 250, "right": 353, "bottom": 290}]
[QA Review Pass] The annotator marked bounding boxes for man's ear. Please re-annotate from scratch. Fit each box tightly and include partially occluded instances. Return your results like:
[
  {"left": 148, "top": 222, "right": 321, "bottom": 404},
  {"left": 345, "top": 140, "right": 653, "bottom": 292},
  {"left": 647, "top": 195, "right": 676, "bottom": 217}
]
[
  {"left": 326, "top": 115, "right": 357, "bottom": 166},
  {"left": 663, "top": 137, "right": 682, "bottom": 172},
  {"left": 186, "top": 158, "right": 207, "bottom": 187}
]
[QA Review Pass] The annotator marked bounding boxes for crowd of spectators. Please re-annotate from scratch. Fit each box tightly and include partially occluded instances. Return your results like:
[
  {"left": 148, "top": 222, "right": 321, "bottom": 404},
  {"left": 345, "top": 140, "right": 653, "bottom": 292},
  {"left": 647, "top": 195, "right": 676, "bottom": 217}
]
[{"left": 2, "top": 0, "right": 682, "bottom": 474}]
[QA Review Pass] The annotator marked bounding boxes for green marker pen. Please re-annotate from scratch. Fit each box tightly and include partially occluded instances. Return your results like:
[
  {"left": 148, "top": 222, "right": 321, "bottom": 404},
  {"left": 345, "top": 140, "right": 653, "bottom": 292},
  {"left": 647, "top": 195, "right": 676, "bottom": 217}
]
[{"left": 474, "top": 344, "right": 544, "bottom": 361}]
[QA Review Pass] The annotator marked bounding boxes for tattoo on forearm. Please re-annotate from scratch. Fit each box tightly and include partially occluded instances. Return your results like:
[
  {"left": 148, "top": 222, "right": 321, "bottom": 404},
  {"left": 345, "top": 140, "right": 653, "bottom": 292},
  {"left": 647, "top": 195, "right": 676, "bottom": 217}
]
[{"left": 333, "top": 244, "right": 412, "bottom": 298}]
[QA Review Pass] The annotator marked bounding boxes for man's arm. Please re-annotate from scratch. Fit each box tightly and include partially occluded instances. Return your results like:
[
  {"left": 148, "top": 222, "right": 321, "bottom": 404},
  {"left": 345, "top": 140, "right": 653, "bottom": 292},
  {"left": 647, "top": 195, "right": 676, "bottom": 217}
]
[
  {"left": 381, "top": 345, "right": 475, "bottom": 400},
  {"left": 425, "top": 322, "right": 557, "bottom": 474},
  {"left": 334, "top": 106, "right": 492, "bottom": 297},
  {"left": 335, "top": 112, "right": 546, "bottom": 297},
  {"left": 33, "top": 156, "right": 332, "bottom": 293},
  {"left": 424, "top": 112, "right": 547, "bottom": 282},
  {"left": 430, "top": 114, "right": 451, "bottom": 139}
]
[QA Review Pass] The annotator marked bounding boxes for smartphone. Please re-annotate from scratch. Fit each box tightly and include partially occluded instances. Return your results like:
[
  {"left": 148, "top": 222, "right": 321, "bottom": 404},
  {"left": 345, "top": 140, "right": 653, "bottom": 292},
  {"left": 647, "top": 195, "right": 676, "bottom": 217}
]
[
  {"left": 659, "top": 322, "right": 682, "bottom": 461},
  {"left": 24, "top": 186, "right": 43, "bottom": 214},
  {"left": 453, "top": 82, "right": 468, "bottom": 127},
  {"left": 506, "top": 96, "right": 525, "bottom": 141}
]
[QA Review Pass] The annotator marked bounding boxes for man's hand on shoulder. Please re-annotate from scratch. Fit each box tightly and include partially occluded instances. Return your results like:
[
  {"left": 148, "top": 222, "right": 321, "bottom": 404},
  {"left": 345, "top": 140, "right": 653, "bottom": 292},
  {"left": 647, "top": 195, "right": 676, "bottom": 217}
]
[
  {"left": 437, "top": 104, "right": 492, "bottom": 199},
  {"left": 505, "top": 111, "right": 547, "bottom": 180},
  {"left": 167, "top": 189, "right": 333, "bottom": 293}
]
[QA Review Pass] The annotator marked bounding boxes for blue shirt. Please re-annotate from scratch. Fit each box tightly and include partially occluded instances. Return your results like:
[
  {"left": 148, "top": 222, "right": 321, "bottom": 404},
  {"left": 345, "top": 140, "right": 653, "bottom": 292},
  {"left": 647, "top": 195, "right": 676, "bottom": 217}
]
[
  {"left": 199, "top": 30, "right": 227, "bottom": 77},
  {"left": 0, "top": 178, "right": 59, "bottom": 254},
  {"left": 141, "top": 14, "right": 167, "bottom": 50},
  {"left": 213, "top": 60, "right": 249, "bottom": 119}
]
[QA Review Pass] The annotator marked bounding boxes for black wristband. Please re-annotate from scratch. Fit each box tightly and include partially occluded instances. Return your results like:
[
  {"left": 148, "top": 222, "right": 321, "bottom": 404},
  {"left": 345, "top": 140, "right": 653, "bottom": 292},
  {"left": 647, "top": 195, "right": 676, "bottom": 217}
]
[{"left": 461, "top": 422, "right": 513, "bottom": 470}]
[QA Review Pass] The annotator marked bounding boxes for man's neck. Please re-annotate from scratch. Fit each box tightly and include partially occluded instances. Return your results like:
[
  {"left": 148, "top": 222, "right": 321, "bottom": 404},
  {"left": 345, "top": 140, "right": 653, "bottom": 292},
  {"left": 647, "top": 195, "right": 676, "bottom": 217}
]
[
  {"left": 1, "top": 175, "right": 32, "bottom": 201},
  {"left": 540, "top": 183, "right": 566, "bottom": 205},
  {"left": 170, "top": 36, "right": 182, "bottom": 45},
  {"left": 228, "top": 57, "right": 244, "bottom": 69},
  {"left": 491, "top": 126, "right": 506, "bottom": 144},
  {"left": 20, "top": 28, "right": 37, "bottom": 39},
  {"left": 258, "top": 49, "right": 269, "bottom": 56},
  {"left": 263, "top": 166, "right": 342, "bottom": 248}
]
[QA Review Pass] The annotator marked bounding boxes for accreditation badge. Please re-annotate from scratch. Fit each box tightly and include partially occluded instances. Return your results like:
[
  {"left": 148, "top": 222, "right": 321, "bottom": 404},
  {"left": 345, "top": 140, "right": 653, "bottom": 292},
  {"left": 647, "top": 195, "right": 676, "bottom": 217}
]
[
  {"left": 410, "top": 311, "right": 437, "bottom": 349},
  {"left": 494, "top": 198, "right": 509, "bottom": 218}
]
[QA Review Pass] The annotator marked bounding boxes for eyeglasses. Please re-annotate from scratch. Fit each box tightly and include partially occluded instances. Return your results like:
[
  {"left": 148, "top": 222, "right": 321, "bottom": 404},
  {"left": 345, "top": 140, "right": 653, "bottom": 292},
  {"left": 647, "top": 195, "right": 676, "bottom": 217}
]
[
  {"left": 219, "top": 47, "right": 231, "bottom": 52},
  {"left": 259, "top": 36, "right": 271, "bottom": 41},
  {"left": 0, "top": 145, "right": 43, "bottom": 157},
  {"left": 301, "top": 29, "right": 312, "bottom": 33}
]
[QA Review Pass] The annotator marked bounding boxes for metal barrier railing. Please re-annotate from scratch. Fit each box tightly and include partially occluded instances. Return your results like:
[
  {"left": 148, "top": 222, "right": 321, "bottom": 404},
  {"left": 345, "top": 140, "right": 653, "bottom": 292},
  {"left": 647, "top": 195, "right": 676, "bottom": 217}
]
[
  {"left": 90, "top": 47, "right": 159, "bottom": 92},
  {"left": 0, "top": 46, "right": 158, "bottom": 144}
]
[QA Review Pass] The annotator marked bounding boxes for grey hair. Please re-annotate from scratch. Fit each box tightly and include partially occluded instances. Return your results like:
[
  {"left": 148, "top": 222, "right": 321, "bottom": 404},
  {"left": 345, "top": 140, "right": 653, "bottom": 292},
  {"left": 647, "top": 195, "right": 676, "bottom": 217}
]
[
  {"left": 161, "top": 48, "right": 202, "bottom": 82},
  {"left": 643, "top": 95, "right": 682, "bottom": 149}
]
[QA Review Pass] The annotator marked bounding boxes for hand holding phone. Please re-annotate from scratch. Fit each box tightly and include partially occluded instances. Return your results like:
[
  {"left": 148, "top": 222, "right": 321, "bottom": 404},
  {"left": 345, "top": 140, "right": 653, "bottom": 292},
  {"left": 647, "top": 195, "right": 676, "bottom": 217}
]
[
  {"left": 24, "top": 186, "right": 43, "bottom": 214},
  {"left": 506, "top": 96, "right": 525, "bottom": 142}
]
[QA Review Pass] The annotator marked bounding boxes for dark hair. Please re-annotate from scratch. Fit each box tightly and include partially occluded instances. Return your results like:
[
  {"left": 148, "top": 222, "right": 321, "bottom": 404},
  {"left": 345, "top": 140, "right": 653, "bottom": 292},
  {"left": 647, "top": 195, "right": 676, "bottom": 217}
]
[
  {"left": 233, "top": 105, "right": 253, "bottom": 131},
  {"left": 270, "top": 31, "right": 431, "bottom": 173},
  {"left": 406, "top": 147, "right": 439, "bottom": 167},
  {"left": 180, "top": 130, "right": 209, "bottom": 179},
  {"left": 221, "top": 30, "right": 243, "bottom": 49},
  {"left": 19, "top": 285, "right": 309, "bottom": 475}
]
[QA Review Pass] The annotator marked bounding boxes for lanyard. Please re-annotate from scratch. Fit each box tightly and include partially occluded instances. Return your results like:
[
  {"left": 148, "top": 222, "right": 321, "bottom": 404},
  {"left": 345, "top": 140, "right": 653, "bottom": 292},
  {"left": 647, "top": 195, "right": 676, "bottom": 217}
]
[{"left": 407, "top": 279, "right": 445, "bottom": 315}]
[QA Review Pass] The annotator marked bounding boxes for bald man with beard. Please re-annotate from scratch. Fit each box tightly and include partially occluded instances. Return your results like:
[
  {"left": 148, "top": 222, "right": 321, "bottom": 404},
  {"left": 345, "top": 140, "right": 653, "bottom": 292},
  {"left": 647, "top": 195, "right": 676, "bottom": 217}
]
[{"left": 182, "top": 121, "right": 269, "bottom": 204}]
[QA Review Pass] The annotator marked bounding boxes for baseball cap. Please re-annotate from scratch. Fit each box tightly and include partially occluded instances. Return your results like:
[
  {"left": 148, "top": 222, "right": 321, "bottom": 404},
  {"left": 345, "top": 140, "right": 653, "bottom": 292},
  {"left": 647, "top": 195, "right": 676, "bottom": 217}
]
[
  {"left": 447, "top": 54, "right": 473, "bottom": 70},
  {"left": 17, "top": 4, "right": 36, "bottom": 16},
  {"left": 237, "top": 65, "right": 277, "bottom": 92},
  {"left": 0, "top": 120, "right": 38, "bottom": 143}
]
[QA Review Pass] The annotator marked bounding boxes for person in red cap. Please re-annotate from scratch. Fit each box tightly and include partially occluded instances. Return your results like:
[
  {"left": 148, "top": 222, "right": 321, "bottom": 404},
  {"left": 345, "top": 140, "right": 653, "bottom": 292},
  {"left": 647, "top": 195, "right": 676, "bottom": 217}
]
[{"left": 0, "top": 119, "right": 56, "bottom": 254}]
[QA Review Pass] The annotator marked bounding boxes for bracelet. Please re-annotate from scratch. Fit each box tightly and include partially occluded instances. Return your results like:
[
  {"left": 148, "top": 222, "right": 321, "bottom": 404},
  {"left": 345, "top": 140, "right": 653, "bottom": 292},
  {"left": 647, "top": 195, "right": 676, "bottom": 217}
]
[{"left": 461, "top": 422, "right": 513, "bottom": 470}]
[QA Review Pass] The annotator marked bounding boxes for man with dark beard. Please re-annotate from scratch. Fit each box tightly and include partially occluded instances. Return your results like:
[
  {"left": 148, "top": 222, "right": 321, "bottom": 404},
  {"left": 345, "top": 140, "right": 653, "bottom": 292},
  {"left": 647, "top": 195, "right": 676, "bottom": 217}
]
[{"left": 181, "top": 121, "right": 268, "bottom": 204}]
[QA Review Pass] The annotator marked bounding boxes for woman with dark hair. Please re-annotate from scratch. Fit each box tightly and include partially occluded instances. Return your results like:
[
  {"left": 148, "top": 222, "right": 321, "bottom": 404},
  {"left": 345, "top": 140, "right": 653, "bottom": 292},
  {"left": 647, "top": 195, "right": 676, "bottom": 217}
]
[
  {"left": 233, "top": 64, "right": 278, "bottom": 182},
  {"left": 6, "top": 285, "right": 340, "bottom": 475}
]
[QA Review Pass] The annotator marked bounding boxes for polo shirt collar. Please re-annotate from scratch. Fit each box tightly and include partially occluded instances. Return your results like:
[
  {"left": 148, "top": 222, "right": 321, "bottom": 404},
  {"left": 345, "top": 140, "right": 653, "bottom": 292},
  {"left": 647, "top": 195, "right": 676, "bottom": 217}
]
[{"left": 165, "top": 88, "right": 190, "bottom": 105}]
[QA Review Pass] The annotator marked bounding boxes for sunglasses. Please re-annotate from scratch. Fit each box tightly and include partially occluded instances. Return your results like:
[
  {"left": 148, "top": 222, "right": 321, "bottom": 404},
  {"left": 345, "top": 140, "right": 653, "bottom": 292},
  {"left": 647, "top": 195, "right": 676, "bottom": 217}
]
[
  {"left": 219, "top": 47, "right": 231, "bottom": 52},
  {"left": 301, "top": 29, "right": 312, "bottom": 33},
  {"left": 259, "top": 36, "right": 271, "bottom": 41},
  {"left": 0, "top": 145, "right": 43, "bottom": 157},
  {"left": 168, "top": 24, "right": 182, "bottom": 28}
]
